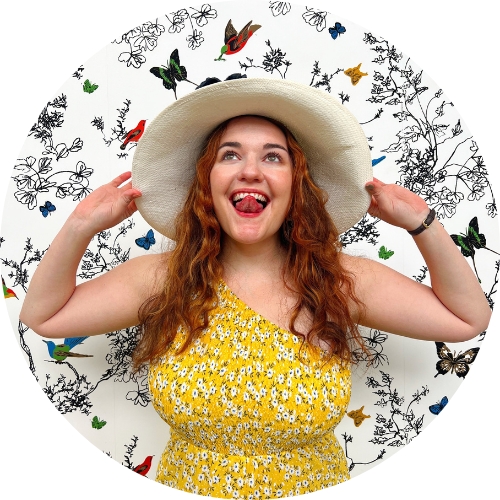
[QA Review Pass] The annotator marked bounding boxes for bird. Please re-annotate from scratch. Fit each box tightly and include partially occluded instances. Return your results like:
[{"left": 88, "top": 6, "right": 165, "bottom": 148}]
[
  {"left": 2, "top": 277, "right": 18, "bottom": 299},
  {"left": 43, "top": 337, "right": 93, "bottom": 361},
  {"left": 133, "top": 456, "right": 154, "bottom": 476},
  {"left": 120, "top": 120, "right": 146, "bottom": 150},
  {"left": 215, "top": 20, "right": 261, "bottom": 61}
]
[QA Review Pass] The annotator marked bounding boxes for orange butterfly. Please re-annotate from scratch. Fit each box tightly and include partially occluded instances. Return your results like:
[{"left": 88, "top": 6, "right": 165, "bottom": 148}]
[
  {"left": 344, "top": 63, "right": 368, "bottom": 86},
  {"left": 347, "top": 405, "right": 371, "bottom": 427}
]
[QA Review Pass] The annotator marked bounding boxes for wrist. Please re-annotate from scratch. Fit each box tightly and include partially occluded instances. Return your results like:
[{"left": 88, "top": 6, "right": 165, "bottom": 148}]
[
  {"left": 66, "top": 212, "right": 99, "bottom": 240},
  {"left": 407, "top": 208, "right": 436, "bottom": 236}
]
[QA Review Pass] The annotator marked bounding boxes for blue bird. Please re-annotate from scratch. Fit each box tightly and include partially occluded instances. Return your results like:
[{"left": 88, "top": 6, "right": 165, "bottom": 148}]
[
  {"left": 372, "top": 156, "right": 386, "bottom": 166},
  {"left": 43, "top": 337, "right": 93, "bottom": 361}
]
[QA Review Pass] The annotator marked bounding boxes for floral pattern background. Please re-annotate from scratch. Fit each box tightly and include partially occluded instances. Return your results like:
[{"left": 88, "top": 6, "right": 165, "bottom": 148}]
[{"left": 1, "top": 1, "right": 498, "bottom": 499}]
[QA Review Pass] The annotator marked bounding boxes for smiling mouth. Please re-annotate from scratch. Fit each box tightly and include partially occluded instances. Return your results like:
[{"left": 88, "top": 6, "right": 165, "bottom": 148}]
[{"left": 232, "top": 193, "right": 269, "bottom": 213}]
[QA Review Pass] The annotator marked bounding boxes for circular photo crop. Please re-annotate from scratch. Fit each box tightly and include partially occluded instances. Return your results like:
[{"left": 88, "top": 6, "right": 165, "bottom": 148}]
[{"left": 1, "top": 1, "right": 498, "bottom": 498}]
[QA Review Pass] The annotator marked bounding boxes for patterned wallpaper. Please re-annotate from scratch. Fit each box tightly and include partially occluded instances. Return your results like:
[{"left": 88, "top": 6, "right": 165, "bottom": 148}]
[{"left": 1, "top": 1, "right": 498, "bottom": 498}]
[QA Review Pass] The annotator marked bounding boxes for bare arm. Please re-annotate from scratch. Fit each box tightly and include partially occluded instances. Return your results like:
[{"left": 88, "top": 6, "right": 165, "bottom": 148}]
[
  {"left": 346, "top": 178, "right": 491, "bottom": 342},
  {"left": 19, "top": 172, "right": 160, "bottom": 339}
]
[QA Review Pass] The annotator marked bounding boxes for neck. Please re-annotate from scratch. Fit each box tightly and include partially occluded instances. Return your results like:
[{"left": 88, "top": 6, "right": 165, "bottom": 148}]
[{"left": 219, "top": 234, "right": 286, "bottom": 278}]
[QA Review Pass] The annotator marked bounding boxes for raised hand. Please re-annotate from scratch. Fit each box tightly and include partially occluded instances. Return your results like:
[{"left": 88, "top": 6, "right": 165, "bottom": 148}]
[
  {"left": 70, "top": 171, "right": 142, "bottom": 236},
  {"left": 365, "top": 177, "right": 430, "bottom": 231}
]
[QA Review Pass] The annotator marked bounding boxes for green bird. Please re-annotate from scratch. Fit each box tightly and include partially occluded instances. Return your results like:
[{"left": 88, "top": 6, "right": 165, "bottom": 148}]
[{"left": 43, "top": 337, "right": 93, "bottom": 361}]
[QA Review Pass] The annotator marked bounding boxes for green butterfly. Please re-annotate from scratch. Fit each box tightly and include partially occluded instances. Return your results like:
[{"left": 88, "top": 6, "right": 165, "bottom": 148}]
[
  {"left": 91, "top": 416, "right": 107, "bottom": 429},
  {"left": 451, "top": 216, "right": 499, "bottom": 282},
  {"left": 378, "top": 245, "right": 394, "bottom": 260},
  {"left": 150, "top": 49, "right": 197, "bottom": 99},
  {"left": 83, "top": 79, "right": 99, "bottom": 94}
]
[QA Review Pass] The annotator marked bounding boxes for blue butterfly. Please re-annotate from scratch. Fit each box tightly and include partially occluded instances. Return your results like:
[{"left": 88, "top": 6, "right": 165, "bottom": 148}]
[
  {"left": 39, "top": 201, "right": 56, "bottom": 217},
  {"left": 328, "top": 22, "right": 346, "bottom": 40},
  {"left": 135, "top": 229, "right": 156, "bottom": 250},
  {"left": 429, "top": 396, "right": 448, "bottom": 415}
]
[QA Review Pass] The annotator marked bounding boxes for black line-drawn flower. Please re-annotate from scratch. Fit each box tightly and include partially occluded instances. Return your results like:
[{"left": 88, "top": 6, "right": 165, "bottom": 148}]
[
  {"left": 269, "top": 2, "right": 292, "bottom": 16},
  {"left": 191, "top": 4, "right": 217, "bottom": 26},
  {"left": 187, "top": 29, "right": 204, "bottom": 50},
  {"left": 302, "top": 7, "right": 327, "bottom": 32}
]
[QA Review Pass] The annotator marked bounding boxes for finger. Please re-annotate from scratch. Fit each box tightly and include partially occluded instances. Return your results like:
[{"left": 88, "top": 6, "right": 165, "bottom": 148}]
[{"left": 110, "top": 171, "right": 132, "bottom": 188}]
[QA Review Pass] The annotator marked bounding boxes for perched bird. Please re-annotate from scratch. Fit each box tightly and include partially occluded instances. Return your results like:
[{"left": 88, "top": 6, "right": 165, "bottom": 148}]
[
  {"left": 43, "top": 337, "right": 93, "bottom": 361},
  {"left": 2, "top": 277, "right": 18, "bottom": 299},
  {"left": 215, "top": 20, "right": 261, "bottom": 61},
  {"left": 120, "top": 120, "right": 146, "bottom": 150},
  {"left": 133, "top": 456, "right": 154, "bottom": 476}
]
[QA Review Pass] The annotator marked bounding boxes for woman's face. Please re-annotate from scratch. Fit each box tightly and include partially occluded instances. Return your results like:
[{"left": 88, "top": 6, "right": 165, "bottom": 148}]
[{"left": 209, "top": 116, "right": 293, "bottom": 248}]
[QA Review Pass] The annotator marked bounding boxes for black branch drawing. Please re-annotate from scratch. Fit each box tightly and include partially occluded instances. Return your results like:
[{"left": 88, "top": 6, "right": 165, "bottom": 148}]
[
  {"left": 340, "top": 214, "right": 380, "bottom": 247},
  {"left": 1, "top": 237, "right": 47, "bottom": 292},
  {"left": 366, "top": 371, "right": 429, "bottom": 447},
  {"left": 342, "top": 433, "right": 386, "bottom": 472},
  {"left": 78, "top": 219, "right": 135, "bottom": 280},
  {"left": 19, "top": 321, "right": 38, "bottom": 381},
  {"left": 91, "top": 99, "right": 133, "bottom": 157},
  {"left": 28, "top": 94, "right": 83, "bottom": 161},
  {"left": 239, "top": 40, "right": 291, "bottom": 79},
  {"left": 363, "top": 33, "right": 496, "bottom": 220},
  {"left": 310, "top": 61, "right": 344, "bottom": 93},
  {"left": 42, "top": 325, "right": 147, "bottom": 415}
]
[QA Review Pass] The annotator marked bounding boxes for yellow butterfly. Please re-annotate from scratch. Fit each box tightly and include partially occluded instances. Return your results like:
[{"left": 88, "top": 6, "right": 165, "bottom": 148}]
[
  {"left": 347, "top": 405, "right": 371, "bottom": 427},
  {"left": 344, "top": 63, "right": 368, "bottom": 86}
]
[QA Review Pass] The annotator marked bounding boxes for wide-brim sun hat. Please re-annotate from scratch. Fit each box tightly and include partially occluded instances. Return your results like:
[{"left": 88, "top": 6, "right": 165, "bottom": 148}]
[{"left": 132, "top": 77, "right": 373, "bottom": 240}]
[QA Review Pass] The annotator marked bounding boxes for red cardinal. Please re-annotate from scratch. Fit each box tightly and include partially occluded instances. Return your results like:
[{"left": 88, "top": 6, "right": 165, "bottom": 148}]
[
  {"left": 216, "top": 20, "right": 261, "bottom": 61},
  {"left": 133, "top": 455, "right": 153, "bottom": 476},
  {"left": 120, "top": 120, "right": 146, "bottom": 150}
]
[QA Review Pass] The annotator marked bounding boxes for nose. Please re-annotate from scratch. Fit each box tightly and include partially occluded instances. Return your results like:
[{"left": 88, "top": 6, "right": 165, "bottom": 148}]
[{"left": 237, "top": 155, "right": 264, "bottom": 182}]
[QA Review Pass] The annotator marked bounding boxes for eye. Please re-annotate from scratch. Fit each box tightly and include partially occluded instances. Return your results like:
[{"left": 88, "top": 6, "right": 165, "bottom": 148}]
[
  {"left": 221, "top": 150, "right": 238, "bottom": 161},
  {"left": 265, "top": 152, "right": 282, "bottom": 162}
]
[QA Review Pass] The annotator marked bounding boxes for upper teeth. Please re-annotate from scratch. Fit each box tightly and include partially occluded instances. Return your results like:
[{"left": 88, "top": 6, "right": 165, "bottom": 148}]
[{"left": 232, "top": 193, "right": 268, "bottom": 203}]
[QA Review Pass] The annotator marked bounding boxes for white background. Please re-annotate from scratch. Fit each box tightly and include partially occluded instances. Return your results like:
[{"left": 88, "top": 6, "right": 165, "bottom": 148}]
[{"left": 1, "top": 0, "right": 497, "bottom": 498}]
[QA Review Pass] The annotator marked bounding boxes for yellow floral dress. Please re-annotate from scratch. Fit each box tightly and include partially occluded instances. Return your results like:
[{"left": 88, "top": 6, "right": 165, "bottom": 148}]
[{"left": 149, "top": 281, "right": 351, "bottom": 498}]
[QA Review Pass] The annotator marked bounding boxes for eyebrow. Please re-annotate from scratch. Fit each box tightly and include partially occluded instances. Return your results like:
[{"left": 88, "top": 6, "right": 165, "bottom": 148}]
[{"left": 218, "top": 141, "right": 288, "bottom": 152}]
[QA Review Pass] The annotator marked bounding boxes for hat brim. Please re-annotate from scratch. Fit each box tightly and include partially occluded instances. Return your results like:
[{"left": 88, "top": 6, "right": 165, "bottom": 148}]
[{"left": 132, "top": 78, "right": 373, "bottom": 240}]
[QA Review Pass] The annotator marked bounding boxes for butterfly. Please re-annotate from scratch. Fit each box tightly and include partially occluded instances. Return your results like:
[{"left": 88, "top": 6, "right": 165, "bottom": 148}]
[
  {"left": 434, "top": 341, "right": 479, "bottom": 378},
  {"left": 347, "top": 405, "right": 371, "bottom": 427},
  {"left": 451, "top": 216, "right": 500, "bottom": 282},
  {"left": 378, "top": 245, "right": 394, "bottom": 260},
  {"left": 135, "top": 229, "right": 156, "bottom": 250},
  {"left": 344, "top": 63, "right": 368, "bottom": 86},
  {"left": 150, "top": 49, "right": 196, "bottom": 99},
  {"left": 429, "top": 396, "right": 448, "bottom": 415},
  {"left": 328, "top": 22, "right": 346, "bottom": 40},
  {"left": 39, "top": 201, "right": 56, "bottom": 217},
  {"left": 83, "top": 79, "right": 99, "bottom": 94},
  {"left": 91, "top": 416, "right": 107, "bottom": 429}
]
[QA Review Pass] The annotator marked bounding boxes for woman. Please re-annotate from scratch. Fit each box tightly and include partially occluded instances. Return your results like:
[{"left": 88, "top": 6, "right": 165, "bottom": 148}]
[{"left": 20, "top": 79, "right": 490, "bottom": 498}]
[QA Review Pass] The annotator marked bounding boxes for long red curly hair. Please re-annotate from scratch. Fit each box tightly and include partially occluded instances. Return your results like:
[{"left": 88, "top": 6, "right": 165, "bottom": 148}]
[{"left": 132, "top": 116, "right": 366, "bottom": 371}]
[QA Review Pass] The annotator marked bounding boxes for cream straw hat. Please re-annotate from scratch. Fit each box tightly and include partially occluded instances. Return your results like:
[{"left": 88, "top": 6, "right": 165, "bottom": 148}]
[{"left": 132, "top": 77, "right": 372, "bottom": 240}]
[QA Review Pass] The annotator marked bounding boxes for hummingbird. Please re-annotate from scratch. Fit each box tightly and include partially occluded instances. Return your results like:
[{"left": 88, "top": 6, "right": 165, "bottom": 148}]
[
  {"left": 43, "top": 337, "right": 93, "bottom": 361},
  {"left": 133, "top": 456, "right": 154, "bottom": 476},
  {"left": 120, "top": 120, "right": 146, "bottom": 150},
  {"left": 2, "top": 277, "right": 18, "bottom": 299},
  {"left": 215, "top": 20, "right": 261, "bottom": 61}
]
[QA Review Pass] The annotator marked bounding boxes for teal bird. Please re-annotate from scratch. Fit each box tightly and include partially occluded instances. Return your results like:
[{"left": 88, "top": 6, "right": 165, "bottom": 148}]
[{"left": 43, "top": 337, "right": 93, "bottom": 361}]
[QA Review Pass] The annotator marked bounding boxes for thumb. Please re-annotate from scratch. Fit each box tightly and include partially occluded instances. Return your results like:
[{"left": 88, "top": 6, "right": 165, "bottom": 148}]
[
  {"left": 118, "top": 188, "right": 142, "bottom": 212},
  {"left": 365, "top": 177, "right": 386, "bottom": 196}
]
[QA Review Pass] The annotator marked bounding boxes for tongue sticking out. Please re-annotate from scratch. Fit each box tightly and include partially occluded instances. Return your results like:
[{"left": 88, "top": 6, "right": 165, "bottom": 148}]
[{"left": 234, "top": 195, "right": 264, "bottom": 214}]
